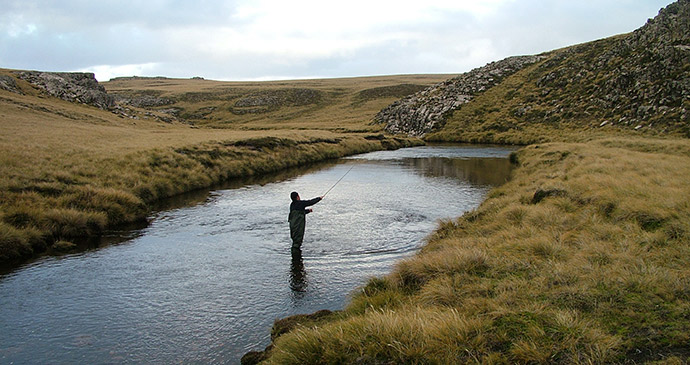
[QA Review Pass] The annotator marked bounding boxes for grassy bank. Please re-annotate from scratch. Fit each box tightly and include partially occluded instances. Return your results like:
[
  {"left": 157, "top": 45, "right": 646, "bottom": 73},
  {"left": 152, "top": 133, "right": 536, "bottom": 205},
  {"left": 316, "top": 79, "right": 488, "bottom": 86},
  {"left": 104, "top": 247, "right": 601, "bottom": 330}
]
[
  {"left": 0, "top": 133, "right": 419, "bottom": 267},
  {"left": 1, "top": 72, "right": 448, "bottom": 268},
  {"left": 262, "top": 136, "right": 690, "bottom": 363}
]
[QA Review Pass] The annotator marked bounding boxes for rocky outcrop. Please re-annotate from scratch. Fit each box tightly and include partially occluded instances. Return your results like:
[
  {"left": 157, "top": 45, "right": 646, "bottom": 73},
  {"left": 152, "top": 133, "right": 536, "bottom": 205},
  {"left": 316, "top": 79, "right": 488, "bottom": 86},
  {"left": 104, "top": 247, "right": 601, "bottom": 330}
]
[
  {"left": 0, "top": 75, "right": 23, "bottom": 94},
  {"left": 9, "top": 71, "right": 180, "bottom": 123},
  {"left": 375, "top": 55, "right": 545, "bottom": 136},
  {"left": 231, "top": 88, "right": 323, "bottom": 114},
  {"left": 15, "top": 71, "right": 115, "bottom": 110},
  {"left": 532, "top": 0, "right": 690, "bottom": 132},
  {"left": 113, "top": 94, "right": 174, "bottom": 108}
]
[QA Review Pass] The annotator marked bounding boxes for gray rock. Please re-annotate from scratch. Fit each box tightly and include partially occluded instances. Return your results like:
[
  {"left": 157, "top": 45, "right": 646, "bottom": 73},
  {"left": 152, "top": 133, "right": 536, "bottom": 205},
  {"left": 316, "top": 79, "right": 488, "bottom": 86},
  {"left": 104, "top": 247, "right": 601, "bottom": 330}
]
[
  {"left": 375, "top": 55, "right": 546, "bottom": 136},
  {"left": 15, "top": 71, "right": 114, "bottom": 110},
  {"left": 0, "top": 75, "right": 22, "bottom": 94},
  {"left": 231, "top": 88, "right": 323, "bottom": 115},
  {"left": 114, "top": 94, "right": 173, "bottom": 108}
]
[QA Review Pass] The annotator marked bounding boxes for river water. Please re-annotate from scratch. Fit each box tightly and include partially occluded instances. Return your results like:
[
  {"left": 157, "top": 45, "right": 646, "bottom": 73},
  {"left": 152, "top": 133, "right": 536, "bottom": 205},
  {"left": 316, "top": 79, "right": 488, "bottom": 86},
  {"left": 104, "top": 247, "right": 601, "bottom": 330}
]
[{"left": 0, "top": 145, "right": 515, "bottom": 364}]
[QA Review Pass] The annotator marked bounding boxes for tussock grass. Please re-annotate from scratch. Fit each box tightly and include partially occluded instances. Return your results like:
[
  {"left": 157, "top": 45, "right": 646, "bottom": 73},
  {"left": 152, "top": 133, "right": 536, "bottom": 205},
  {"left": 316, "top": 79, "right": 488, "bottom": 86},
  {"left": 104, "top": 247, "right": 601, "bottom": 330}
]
[
  {"left": 267, "top": 306, "right": 620, "bottom": 364},
  {"left": 0, "top": 133, "right": 417, "bottom": 266},
  {"left": 265, "top": 138, "right": 690, "bottom": 363},
  {"left": 1, "top": 72, "right": 439, "bottom": 267}
]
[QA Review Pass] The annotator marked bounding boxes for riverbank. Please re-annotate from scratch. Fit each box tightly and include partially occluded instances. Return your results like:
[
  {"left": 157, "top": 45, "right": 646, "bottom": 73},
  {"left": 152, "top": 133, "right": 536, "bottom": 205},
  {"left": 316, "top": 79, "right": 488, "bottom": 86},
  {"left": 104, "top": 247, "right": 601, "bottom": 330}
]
[
  {"left": 2, "top": 71, "right": 452, "bottom": 270},
  {"left": 257, "top": 136, "right": 690, "bottom": 363},
  {"left": 4, "top": 145, "right": 508, "bottom": 363},
  {"left": 0, "top": 132, "right": 421, "bottom": 269}
]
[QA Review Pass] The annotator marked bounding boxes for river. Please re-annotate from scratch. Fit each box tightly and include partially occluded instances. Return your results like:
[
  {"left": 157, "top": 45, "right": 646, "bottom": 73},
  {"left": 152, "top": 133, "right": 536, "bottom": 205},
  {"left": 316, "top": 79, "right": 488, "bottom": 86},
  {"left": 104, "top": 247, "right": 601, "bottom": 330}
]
[{"left": 0, "top": 145, "right": 516, "bottom": 364}]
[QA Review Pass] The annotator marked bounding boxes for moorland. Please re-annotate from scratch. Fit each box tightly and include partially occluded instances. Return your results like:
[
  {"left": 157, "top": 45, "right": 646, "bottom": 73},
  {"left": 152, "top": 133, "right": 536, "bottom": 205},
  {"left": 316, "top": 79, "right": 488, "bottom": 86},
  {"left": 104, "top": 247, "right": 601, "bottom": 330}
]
[
  {"left": 0, "top": 72, "right": 450, "bottom": 267},
  {"left": 1, "top": 0, "right": 689, "bottom": 363},
  {"left": 257, "top": 1, "right": 690, "bottom": 363}
]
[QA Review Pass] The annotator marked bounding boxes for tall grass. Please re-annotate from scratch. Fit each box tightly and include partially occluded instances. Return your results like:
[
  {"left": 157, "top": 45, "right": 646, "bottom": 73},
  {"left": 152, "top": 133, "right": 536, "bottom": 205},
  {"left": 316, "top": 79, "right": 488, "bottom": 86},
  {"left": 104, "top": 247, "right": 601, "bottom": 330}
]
[
  {"left": 0, "top": 134, "right": 419, "bottom": 266},
  {"left": 2, "top": 72, "right": 440, "bottom": 267},
  {"left": 267, "top": 306, "right": 620, "bottom": 364},
  {"left": 264, "top": 137, "right": 690, "bottom": 363}
]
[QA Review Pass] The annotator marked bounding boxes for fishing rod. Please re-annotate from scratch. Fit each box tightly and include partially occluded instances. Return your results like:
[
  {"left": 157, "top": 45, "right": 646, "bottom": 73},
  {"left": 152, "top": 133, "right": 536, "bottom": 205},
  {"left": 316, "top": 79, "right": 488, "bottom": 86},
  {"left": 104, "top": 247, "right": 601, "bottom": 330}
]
[{"left": 322, "top": 164, "right": 355, "bottom": 197}]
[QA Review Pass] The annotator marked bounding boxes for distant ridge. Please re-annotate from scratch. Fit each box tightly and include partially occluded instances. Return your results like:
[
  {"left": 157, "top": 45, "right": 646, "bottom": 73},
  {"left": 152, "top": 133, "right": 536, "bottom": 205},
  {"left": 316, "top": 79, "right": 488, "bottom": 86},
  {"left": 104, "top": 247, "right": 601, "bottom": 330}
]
[{"left": 108, "top": 76, "right": 199, "bottom": 81}]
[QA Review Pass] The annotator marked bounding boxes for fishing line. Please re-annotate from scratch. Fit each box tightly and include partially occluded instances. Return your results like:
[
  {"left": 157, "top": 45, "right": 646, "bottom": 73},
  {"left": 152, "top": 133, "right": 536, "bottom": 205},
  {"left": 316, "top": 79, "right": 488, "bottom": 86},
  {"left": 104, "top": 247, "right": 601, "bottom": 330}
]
[{"left": 323, "top": 164, "right": 355, "bottom": 197}]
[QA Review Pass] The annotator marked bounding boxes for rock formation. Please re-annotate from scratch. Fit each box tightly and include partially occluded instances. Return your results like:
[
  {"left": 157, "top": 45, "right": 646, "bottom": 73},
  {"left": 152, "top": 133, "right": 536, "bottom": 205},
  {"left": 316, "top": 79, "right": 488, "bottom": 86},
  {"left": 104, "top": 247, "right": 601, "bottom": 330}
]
[
  {"left": 15, "top": 71, "right": 115, "bottom": 110},
  {"left": 113, "top": 94, "right": 174, "bottom": 109},
  {"left": 231, "top": 88, "right": 323, "bottom": 114},
  {"left": 375, "top": 55, "right": 545, "bottom": 136},
  {"left": 0, "top": 75, "right": 23, "bottom": 94},
  {"left": 6, "top": 71, "right": 180, "bottom": 123}
]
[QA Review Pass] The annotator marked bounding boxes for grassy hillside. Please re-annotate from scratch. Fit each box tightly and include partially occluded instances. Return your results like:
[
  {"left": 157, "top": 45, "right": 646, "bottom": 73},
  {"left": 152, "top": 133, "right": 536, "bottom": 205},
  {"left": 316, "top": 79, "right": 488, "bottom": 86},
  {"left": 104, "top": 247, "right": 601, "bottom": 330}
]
[
  {"left": 373, "top": 0, "right": 689, "bottom": 144},
  {"left": 104, "top": 74, "right": 450, "bottom": 131},
  {"left": 424, "top": 35, "right": 686, "bottom": 145},
  {"left": 0, "top": 71, "right": 451, "bottom": 267}
]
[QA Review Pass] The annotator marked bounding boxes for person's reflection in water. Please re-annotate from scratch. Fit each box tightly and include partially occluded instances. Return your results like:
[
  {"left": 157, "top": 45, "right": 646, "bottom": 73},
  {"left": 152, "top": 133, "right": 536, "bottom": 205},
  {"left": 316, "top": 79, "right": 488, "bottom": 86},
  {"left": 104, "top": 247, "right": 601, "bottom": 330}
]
[{"left": 290, "top": 248, "right": 308, "bottom": 295}]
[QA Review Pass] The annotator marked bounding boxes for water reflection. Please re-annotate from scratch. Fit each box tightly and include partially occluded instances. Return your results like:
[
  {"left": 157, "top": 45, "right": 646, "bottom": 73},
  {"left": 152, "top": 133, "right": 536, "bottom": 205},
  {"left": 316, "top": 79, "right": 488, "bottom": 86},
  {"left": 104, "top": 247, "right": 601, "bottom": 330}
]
[
  {"left": 405, "top": 157, "right": 513, "bottom": 186},
  {"left": 290, "top": 248, "right": 307, "bottom": 294},
  {"left": 0, "top": 145, "right": 517, "bottom": 364}
]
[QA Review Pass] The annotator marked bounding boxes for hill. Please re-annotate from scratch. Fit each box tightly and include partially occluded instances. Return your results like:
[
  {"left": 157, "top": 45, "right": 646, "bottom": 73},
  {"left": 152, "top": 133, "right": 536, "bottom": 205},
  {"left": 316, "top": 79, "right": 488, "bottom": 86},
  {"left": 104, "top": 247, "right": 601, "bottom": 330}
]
[
  {"left": 103, "top": 74, "right": 449, "bottom": 131},
  {"left": 376, "top": 0, "right": 689, "bottom": 143}
]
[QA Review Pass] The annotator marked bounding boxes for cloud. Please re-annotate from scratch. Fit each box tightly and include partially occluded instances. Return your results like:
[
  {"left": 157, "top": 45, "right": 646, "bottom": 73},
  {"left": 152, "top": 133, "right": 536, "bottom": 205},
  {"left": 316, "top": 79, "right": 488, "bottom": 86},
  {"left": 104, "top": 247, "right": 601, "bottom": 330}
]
[
  {"left": 0, "top": 0, "right": 674, "bottom": 81},
  {"left": 79, "top": 63, "right": 162, "bottom": 80}
]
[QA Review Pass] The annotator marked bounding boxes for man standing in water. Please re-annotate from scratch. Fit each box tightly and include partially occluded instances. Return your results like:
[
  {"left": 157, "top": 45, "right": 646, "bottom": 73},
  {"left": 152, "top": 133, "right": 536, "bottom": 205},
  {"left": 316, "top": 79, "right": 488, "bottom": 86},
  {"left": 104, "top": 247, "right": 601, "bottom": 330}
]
[{"left": 288, "top": 192, "right": 323, "bottom": 251}]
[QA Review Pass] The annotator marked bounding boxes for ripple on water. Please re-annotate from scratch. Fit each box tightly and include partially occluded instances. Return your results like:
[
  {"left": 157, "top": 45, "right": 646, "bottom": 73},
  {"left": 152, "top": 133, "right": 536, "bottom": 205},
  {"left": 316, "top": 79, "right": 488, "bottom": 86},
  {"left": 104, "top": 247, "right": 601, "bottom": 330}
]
[{"left": 0, "top": 145, "right": 516, "bottom": 364}]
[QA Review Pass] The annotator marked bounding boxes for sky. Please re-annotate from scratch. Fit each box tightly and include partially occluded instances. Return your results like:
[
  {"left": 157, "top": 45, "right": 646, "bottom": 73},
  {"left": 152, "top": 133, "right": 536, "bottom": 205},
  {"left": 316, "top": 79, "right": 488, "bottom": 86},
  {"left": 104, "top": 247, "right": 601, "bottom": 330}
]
[{"left": 0, "top": 0, "right": 674, "bottom": 81}]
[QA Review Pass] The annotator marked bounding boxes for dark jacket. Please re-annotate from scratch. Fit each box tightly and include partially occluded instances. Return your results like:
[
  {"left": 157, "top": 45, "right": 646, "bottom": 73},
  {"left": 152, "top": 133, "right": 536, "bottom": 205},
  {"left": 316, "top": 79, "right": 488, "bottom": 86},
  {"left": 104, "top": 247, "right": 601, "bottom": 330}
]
[
  {"left": 289, "top": 197, "right": 322, "bottom": 214},
  {"left": 288, "top": 197, "right": 322, "bottom": 246}
]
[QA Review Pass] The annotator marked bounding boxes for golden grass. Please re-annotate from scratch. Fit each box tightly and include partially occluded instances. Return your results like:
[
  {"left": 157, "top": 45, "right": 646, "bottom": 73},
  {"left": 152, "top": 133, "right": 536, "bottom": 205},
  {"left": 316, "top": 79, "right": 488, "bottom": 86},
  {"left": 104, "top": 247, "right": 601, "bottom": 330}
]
[
  {"left": 4, "top": 67, "right": 690, "bottom": 362},
  {"left": 1, "top": 72, "right": 446, "bottom": 266},
  {"left": 103, "top": 74, "right": 454, "bottom": 132},
  {"left": 265, "top": 137, "right": 690, "bottom": 363}
]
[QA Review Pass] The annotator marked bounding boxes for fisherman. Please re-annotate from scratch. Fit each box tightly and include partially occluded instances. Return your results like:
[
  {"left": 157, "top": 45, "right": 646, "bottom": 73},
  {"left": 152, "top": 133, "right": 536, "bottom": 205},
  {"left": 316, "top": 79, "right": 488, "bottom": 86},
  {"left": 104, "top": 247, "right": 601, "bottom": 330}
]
[{"left": 288, "top": 192, "right": 322, "bottom": 250}]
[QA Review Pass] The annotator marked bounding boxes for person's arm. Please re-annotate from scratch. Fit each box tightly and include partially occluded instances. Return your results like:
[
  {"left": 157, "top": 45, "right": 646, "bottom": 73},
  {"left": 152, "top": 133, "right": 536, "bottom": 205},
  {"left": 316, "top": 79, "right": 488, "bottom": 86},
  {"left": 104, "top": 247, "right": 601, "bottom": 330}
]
[
  {"left": 292, "top": 197, "right": 322, "bottom": 213},
  {"left": 303, "top": 196, "right": 323, "bottom": 207}
]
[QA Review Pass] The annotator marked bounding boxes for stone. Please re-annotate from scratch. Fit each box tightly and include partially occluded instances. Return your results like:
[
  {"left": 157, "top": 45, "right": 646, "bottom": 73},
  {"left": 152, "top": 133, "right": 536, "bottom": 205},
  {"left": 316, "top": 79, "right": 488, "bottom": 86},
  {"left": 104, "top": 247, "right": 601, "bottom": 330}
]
[
  {"left": 375, "top": 55, "right": 546, "bottom": 136},
  {"left": 0, "top": 75, "right": 22, "bottom": 94},
  {"left": 15, "top": 71, "right": 115, "bottom": 110}
]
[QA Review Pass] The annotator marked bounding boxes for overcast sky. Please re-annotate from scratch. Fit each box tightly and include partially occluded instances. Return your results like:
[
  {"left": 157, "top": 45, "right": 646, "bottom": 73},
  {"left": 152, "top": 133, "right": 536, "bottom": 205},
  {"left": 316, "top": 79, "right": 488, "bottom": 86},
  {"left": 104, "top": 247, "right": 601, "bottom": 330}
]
[{"left": 1, "top": 0, "right": 673, "bottom": 81}]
